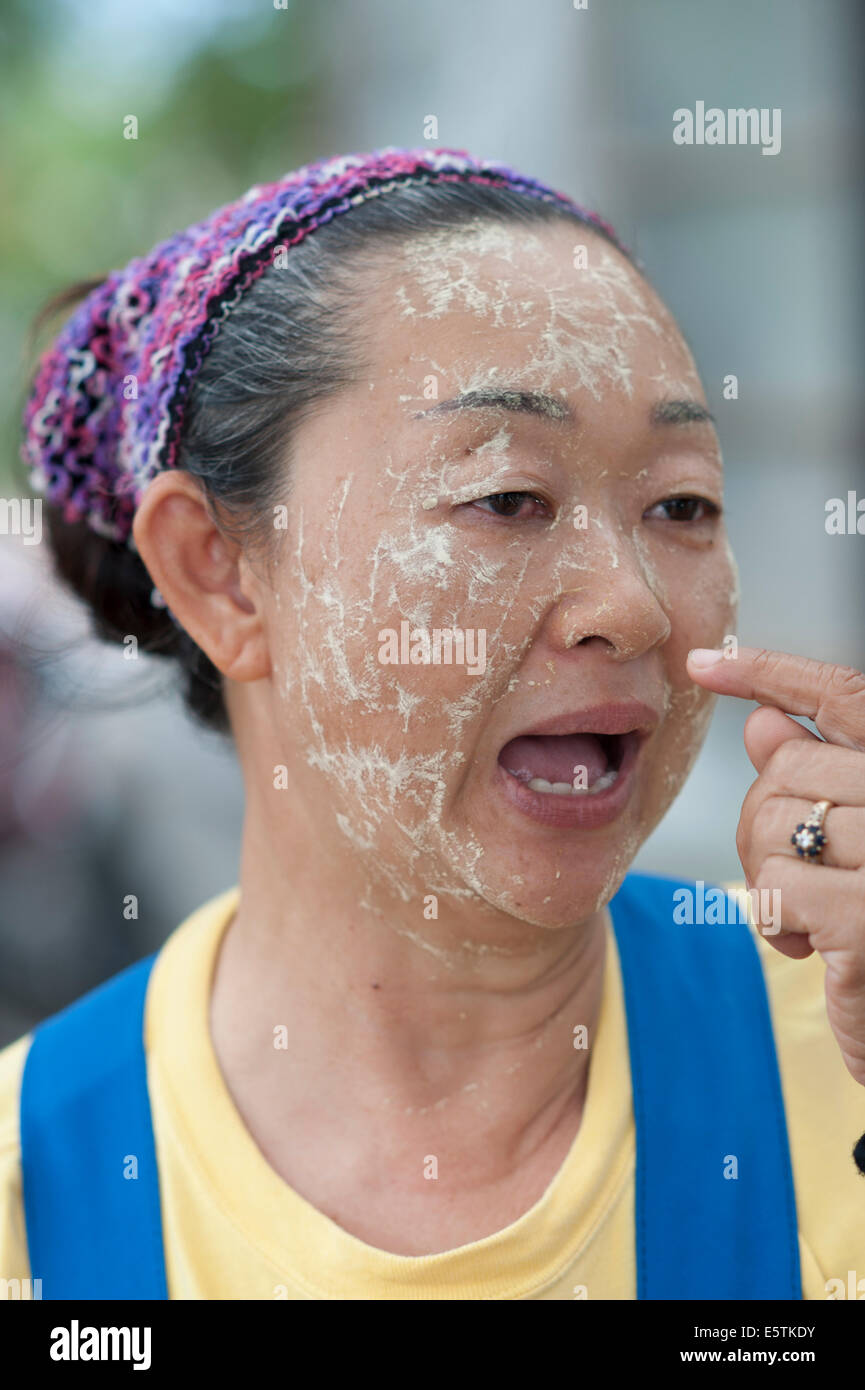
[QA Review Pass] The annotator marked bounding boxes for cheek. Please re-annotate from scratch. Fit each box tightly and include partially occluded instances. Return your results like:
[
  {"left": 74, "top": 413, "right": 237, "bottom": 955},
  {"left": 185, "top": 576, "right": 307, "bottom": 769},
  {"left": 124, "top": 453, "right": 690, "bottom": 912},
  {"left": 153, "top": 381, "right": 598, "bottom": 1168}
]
[
  {"left": 265, "top": 492, "right": 518, "bottom": 855},
  {"left": 635, "top": 533, "right": 738, "bottom": 798},
  {"left": 673, "top": 543, "right": 739, "bottom": 654},
  {"left": 660, "top": 549, "right": 737, "bottom": 751},
  {"left": 633, "top": 525, "right": 738, "bottom": 647}
]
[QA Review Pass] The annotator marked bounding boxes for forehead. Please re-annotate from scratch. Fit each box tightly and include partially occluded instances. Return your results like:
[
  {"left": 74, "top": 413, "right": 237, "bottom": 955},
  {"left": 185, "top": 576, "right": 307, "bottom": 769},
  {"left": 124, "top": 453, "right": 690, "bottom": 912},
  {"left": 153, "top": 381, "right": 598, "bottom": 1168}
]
[{"left": 361, "top": 219, "right": 701, "bottom": 407}]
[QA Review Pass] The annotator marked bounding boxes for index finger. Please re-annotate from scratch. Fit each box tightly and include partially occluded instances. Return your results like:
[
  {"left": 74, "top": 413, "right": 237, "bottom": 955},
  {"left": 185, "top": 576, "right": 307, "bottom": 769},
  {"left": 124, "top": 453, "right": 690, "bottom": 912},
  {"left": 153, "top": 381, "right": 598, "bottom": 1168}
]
[{"left": 685, "top": 645, "right": 865, "bottom": 751}]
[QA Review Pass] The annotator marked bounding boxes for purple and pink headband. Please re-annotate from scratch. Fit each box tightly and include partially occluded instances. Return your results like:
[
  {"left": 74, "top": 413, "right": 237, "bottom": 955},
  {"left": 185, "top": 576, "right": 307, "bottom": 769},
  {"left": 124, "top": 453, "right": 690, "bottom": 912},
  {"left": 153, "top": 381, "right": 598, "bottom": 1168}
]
[{"left": 22, "top": 146, "right": 626, "bottom": 548}]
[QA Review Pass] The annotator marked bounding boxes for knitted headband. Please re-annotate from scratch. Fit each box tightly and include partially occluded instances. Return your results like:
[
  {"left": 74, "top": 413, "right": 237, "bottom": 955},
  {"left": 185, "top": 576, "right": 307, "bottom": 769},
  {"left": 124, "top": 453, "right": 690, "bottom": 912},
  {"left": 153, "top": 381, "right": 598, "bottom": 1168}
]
[{"left": 22, "top": 145, "right": 627, "bottom": 549}]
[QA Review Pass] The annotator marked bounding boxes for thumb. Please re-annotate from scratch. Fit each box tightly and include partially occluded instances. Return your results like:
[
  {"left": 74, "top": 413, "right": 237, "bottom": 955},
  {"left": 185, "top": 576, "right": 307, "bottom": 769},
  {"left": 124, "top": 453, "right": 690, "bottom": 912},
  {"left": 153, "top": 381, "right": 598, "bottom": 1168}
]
[{"left": 743, "top": 704, "right": 820, "bottom": 775}]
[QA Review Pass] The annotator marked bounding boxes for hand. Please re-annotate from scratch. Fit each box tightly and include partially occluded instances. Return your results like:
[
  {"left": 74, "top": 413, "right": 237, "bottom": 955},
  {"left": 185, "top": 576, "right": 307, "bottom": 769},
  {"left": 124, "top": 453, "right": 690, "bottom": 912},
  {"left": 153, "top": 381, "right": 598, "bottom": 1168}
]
[{"left": 686, "top": 645, "right": 865, "bottom": 1088}]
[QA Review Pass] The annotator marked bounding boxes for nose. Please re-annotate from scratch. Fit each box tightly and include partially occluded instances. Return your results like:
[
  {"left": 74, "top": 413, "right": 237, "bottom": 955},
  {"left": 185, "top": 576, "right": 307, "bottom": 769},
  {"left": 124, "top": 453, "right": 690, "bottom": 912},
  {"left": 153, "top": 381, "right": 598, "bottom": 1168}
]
[{"left": 542, "top": 533, "right": 672, "bottom": 662}]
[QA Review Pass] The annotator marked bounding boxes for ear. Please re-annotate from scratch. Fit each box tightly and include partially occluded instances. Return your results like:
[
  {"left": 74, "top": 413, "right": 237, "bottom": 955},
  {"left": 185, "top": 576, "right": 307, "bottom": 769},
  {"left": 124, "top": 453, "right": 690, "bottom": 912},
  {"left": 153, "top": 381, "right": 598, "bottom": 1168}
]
[{"left": 132, "top": 470, "right": 271, "bottom": 684}]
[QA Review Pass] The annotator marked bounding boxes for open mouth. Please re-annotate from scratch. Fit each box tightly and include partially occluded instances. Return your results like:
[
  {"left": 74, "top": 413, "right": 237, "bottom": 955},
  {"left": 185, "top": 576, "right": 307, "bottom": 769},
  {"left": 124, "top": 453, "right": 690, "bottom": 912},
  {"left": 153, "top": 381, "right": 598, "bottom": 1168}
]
[{"left": 497, "top": 730, "right": 637, "bottom": 797}]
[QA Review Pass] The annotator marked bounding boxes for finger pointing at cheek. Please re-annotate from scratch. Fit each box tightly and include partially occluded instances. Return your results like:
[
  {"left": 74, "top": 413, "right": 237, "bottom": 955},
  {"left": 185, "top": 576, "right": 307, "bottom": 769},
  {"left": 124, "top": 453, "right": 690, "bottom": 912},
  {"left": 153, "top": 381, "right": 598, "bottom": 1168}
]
[
  {"left": 685, "top": 645, "right": 865, "bottom": 751},
  {"left": 685, "top": 646, "right": 865, "bottom": 1040}
]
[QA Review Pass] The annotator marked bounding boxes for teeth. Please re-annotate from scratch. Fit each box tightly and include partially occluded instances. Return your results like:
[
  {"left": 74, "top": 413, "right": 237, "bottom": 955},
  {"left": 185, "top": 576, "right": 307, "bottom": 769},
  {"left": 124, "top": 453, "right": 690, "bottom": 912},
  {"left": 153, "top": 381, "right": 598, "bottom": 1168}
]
[
  {"left": 591, "top": 768, "right": 619, "bottom": 792},
  {"left": 527, "top": 768, "right": 619, "bottom": 797}
]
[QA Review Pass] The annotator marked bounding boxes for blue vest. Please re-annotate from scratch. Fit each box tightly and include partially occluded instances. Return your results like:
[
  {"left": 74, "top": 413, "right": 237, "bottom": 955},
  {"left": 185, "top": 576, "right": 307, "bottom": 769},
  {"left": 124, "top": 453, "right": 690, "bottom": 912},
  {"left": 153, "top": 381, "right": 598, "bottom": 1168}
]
[{"left": 19, "top": 873, "right": 802, "bottom": 1299}]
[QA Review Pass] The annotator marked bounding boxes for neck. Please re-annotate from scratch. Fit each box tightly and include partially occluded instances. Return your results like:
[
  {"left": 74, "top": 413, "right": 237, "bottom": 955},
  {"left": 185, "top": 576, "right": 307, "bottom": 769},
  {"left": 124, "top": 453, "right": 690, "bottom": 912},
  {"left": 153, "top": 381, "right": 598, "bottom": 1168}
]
[{"left": 209, "top": 780, "right": 610, "bottom": 1196}]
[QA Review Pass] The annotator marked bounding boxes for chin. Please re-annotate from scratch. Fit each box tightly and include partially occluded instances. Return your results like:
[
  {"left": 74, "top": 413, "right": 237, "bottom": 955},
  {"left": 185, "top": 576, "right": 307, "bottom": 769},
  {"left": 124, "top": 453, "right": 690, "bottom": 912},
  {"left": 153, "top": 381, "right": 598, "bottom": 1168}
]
[{"left": 448, "top": 817, "right": 649, "bottom": 929}]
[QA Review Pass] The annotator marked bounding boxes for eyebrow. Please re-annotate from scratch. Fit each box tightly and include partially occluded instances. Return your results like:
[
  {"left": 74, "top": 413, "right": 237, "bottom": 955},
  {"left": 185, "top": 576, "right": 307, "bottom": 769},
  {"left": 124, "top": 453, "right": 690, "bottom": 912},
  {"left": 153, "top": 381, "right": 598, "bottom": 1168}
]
[
  {"left": 650, "top": 398, "right": 715, "bottom": 426},
  {"left": 411, "top": 389, "right": 715, "bottom": 428},
  {"left": 411, "top": 389, "right": 572, "bottom": 423}
]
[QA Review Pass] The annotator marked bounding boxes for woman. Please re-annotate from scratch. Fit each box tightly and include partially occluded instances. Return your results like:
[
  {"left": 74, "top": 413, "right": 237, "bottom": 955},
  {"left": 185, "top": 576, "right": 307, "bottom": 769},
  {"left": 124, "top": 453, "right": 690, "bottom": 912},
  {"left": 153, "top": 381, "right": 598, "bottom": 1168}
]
[{"left": 2, "top": 146, "right": 864, "bottom": 1301}]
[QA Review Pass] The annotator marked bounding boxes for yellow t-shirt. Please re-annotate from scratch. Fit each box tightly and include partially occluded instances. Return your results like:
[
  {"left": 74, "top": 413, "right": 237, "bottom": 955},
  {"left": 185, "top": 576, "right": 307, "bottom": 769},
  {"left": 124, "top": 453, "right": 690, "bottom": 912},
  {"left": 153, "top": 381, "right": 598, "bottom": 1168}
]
[{"left": 1, "top": 884, "right": 863, "bottom": 1299}]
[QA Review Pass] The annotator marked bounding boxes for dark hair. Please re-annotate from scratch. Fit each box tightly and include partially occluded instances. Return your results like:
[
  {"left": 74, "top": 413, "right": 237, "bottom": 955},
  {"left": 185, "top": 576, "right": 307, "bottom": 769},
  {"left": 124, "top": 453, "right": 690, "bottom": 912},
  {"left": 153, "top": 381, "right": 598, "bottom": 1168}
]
[{"left": 32, "top": 180, "right": 639, "bottom": 735}]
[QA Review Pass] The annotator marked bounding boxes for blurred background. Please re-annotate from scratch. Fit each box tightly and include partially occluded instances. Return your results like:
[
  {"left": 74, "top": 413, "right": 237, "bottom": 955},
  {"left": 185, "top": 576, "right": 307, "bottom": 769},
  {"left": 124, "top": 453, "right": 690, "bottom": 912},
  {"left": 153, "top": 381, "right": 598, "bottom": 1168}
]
[{"left": 1, "top": 0, "right": 863, "bottom": 1042}]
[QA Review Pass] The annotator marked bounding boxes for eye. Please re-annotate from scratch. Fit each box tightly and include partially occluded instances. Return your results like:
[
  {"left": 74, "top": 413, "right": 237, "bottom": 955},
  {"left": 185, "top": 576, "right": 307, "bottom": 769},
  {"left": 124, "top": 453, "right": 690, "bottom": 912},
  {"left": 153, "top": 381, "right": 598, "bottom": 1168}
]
[
  {"left": 468, "top": 491, "right": 550, "bottom": 520},
  {"left": 646, "top": 495, "right": 720, "bottom": 523}
]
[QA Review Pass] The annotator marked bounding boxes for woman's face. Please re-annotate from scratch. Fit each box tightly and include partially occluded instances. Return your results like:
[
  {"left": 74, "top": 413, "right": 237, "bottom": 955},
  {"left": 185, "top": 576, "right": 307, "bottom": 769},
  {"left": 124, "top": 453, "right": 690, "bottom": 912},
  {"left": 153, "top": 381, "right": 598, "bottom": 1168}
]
[{"left": 255, "top": 218, "right": 738, "bottom": 926}]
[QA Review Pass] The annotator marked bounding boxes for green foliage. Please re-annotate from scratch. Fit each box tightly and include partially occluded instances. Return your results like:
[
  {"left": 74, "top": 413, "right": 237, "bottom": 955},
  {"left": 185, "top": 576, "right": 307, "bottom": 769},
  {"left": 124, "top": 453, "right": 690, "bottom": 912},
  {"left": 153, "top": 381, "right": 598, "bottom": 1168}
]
[{"left": 1, "top": 0, "right": 326, "bottom": 487}]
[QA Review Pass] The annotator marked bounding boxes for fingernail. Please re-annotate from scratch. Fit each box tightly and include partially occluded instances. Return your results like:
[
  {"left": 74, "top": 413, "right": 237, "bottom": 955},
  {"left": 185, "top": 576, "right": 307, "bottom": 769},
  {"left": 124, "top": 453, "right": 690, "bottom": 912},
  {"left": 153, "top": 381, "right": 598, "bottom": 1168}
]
[{"left": 687, "top": 648, "right": 724, "bottom": 668}]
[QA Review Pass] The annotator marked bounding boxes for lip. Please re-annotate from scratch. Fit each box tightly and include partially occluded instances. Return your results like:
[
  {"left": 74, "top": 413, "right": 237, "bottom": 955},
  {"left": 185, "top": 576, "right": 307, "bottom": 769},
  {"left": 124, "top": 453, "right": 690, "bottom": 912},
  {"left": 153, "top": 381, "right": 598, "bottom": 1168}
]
[
  {"left": 494, "top": 699, "right": 659, "bottom": 831},
  {"left": 504, "top": 699, "right": 661, "bottom": 742}
]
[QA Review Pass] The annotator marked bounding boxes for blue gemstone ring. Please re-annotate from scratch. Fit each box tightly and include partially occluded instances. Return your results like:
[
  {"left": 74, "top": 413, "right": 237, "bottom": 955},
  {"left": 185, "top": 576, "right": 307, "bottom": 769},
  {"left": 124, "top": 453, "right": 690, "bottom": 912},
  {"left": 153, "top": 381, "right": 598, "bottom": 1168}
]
[{"left": 791, "top": 799, "right": 833, "bottom": 862}]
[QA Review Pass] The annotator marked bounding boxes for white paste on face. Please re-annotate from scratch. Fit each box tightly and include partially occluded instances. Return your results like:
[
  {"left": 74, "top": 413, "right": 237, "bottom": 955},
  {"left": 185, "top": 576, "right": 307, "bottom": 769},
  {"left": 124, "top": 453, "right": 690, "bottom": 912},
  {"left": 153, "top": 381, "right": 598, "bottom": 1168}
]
[
  {"left": 261, "top": 220, "right": 736, "bottom": 940},
  {"left": 396, "top": 223, "right": 675, "bottom": 402}
]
